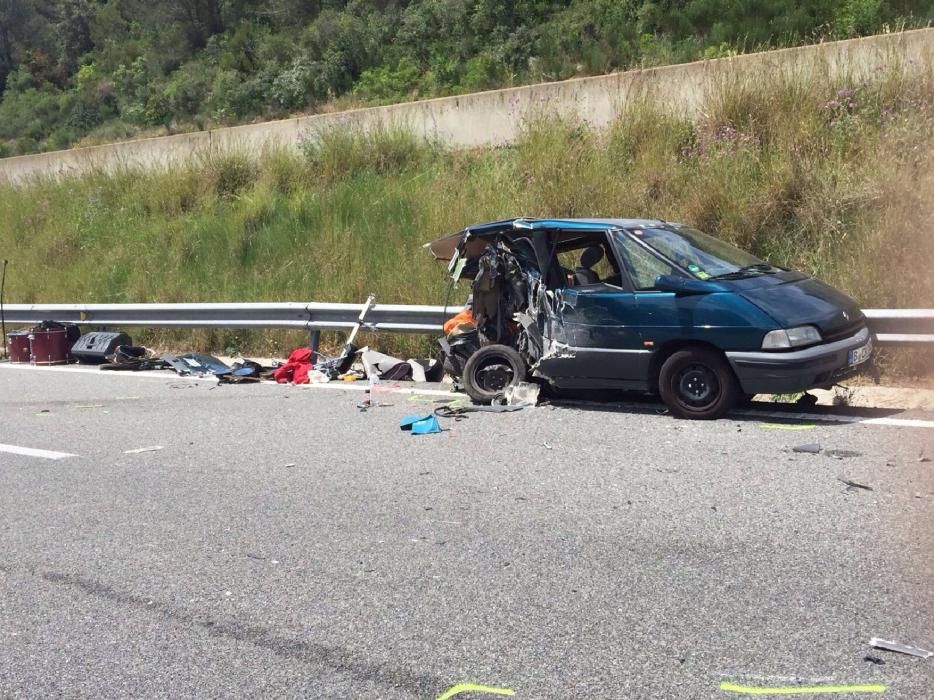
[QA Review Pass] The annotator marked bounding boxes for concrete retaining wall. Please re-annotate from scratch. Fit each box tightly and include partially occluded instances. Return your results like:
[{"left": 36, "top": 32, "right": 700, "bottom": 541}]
[{"left": 1, "top": 28, "right": 931, "bottom": 185}]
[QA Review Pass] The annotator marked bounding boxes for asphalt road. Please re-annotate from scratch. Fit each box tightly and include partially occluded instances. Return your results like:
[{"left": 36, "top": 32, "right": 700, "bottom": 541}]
[{"left": 1, "top": 364, "right": 932, "bottom": 699}]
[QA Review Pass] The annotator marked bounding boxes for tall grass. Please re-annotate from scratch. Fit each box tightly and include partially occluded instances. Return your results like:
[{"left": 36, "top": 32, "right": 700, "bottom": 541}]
[{"left": 1, "top": 61, "right": 932, "bottom": 369}]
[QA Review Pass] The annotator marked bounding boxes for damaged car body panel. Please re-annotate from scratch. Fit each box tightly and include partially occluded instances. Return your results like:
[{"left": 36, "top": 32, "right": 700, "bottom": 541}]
[{"left": 429, "top": 218, "right": 873, "bottom": 418}]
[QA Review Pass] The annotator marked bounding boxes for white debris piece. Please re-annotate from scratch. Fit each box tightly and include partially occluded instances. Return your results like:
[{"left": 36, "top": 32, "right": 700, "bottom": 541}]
[
  {"left": 869, "top": 637, "right": 933, "bottom": 658},
  {"left": 505, "top": 381, "right": 540, "bottom": 407},
  {"left": 124, "top": 446, "right": 164, "bottom": 454}
]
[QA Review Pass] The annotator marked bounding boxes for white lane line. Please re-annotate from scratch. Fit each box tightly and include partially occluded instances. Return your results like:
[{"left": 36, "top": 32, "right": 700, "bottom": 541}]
[
  {"left": 543, "top": 398, "right": 934, "bottom": 429},
  {"left": 731, "top": 407, "right": 934, "bottom": 429},
  {"left": 3, "top": 362, "right": 932, "bottom": 427},
  {"left": 0, "top": 363, "right": 211, "bottom": 381},
  {"left": 0, "top": 443, "right": 76, "bottom": 460},
  {"left": 290, "top": 382, "right": 459, "bottom": 398},
  {"left": 0, "top": 362, "right": 459, "bottom": 393}
]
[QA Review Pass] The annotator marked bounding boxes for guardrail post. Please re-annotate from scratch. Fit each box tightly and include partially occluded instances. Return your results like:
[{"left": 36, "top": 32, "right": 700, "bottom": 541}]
[{"left": 308, "top": 329, "right": 321, "bottom": 363}]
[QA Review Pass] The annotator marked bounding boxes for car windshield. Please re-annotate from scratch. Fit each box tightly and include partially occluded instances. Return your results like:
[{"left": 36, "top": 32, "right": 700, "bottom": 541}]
[{"left": 629, "top": 226, "right": 771, "bottom": 279}]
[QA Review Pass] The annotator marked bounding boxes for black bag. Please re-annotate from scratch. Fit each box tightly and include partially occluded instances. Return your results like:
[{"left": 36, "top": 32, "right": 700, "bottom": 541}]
[{"left": 437, "top": 329, "right": 480, "bottom": 380}]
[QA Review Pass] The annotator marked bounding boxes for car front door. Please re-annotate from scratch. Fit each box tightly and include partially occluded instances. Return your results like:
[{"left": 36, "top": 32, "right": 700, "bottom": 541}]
[{"left": 537, "top": 229, "right": 650, "bottom": 388}]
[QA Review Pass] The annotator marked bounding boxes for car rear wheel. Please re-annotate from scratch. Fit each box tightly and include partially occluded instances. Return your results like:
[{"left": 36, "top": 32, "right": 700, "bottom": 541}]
[
  {"left": 658, "top": 347, "right": 739, "bottom": 419},
  {"left": 462, "top": 344, "right": 526, "bottom": 404}
]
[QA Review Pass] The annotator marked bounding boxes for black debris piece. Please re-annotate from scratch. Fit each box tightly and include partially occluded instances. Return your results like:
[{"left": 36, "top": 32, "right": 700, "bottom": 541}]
[
  {"left": 825, "top": 449, "right": 863, "bottom": 459},
  {"left": 838, "top": 477, "right": 873, "bottom": 491},
  {"left": 162, "top": 353, "right": 231, "bottom": 376},
  {"left": 100, "top": 345, "right": 170, "bottom": 371}
]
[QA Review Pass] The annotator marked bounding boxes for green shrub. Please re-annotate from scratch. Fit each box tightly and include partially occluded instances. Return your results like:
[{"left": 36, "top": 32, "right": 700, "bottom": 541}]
[
  {"left": 202, "top": 151, "right": 259, "bottom": 199},
  {"left": 302, "top": 124, "right": 441, "bottom": 181}
]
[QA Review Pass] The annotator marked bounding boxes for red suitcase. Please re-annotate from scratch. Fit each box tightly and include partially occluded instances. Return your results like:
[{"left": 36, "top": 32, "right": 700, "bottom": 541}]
[
  {"left": 29, "top": 327, "right": 73, "bottom": 365},
  {"left": 6, "top": 331, "right": 31, "bottom": 363}
]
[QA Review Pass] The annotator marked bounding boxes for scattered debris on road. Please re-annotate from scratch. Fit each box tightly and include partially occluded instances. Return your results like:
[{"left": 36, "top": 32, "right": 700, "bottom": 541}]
[
  {"left": 505, "top": 381, "right": 540, "bottom": 406},
  {"left": 100, "top": 345, "right": 169, "bottom": 371},
  {"left": 793, "top": 443, "right": 822, "bottom": 454},
  {"left": 434, "top": 403, "right": 527, "bottom": 419},
  {"left": 273, "top": 347, "right": 316, "bottom": 384},
  {"left": 163, "top": 353, "right": 231, "bottom": 377},
  {"left": 826, "top": 449, "right": 862, "bottom": 459},
  {"left": 869, "top": 637, "right": 933, "bottom": 658},
  {"left": 864, "top": 655, "right": 886, "bottom": 665},
  {"left": 400, "top": 414, "right": 442, "bottom": 435},
  {"left": 838, "top": 477, "right": 873, "bottom": 491}
]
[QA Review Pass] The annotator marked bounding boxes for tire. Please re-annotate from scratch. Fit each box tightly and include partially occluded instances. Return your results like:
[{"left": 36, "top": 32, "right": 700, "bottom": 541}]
[
  {"left": 658, "top": 347, "right": 739, "bottom": 419},
  {"left": 462, "top": 344, "right": 526, "bottom": 404}
]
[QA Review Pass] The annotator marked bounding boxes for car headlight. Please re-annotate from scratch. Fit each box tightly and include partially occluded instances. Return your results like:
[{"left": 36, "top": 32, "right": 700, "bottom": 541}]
[{"left": 761, "top": 325, "right": 822, "bottom": 349}]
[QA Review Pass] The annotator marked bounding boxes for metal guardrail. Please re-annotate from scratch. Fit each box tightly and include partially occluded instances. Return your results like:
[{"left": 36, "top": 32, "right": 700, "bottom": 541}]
[
  {"left": 0, "top": 302, "right": 460, "bottom": 335},
  {"left": 1, "top": 303, "right": 932, "bottom": 345},
  {"left": 861, "top": 309, "right": 934, "bottom": 346}
]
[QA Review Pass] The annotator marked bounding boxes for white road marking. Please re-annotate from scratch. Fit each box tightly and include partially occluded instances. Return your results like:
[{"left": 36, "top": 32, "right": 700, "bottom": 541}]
[
  {"left": 3, "top": 363, "right": 932, "bottom": 427},
  {"left": 0, "top": 443, "right": 76, "bottom": 460},
  {"left": 0, "top": 362, "right": 213, "bottom": 381},
  {"left": 290, "top": 382, "right": 459, "bottom": 398},
  {"left": 731, "top": 407, "right": 934, "bottom": 429}
]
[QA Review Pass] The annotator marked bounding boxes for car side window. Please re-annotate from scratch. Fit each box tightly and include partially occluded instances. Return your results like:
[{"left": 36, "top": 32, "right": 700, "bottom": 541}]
[
  {"left": 556, "top": 247, "right": 616, "bottom": 280},
  {"left": 616, "top": 235, "right": 678, "bottom": 290},
  {"left": 552, "top": 234, "right": 622, "bottom": 288}
]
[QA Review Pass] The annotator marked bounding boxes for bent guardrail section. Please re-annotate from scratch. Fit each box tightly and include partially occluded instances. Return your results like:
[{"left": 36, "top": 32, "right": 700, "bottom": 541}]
[{"left": 1, "top": 303, "right": 931, "bottom": 345}]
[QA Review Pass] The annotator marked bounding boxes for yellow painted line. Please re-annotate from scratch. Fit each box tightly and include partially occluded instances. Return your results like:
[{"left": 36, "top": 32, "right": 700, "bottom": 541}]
[
  {"left": 436, "top": 682, "right": 516, "bottom": 700},
  {"left": 720, "top": 681, "right": 886, "bottom": 695},
  {"left": 759, "top": 423, "right": 817, "bottom": 431}
]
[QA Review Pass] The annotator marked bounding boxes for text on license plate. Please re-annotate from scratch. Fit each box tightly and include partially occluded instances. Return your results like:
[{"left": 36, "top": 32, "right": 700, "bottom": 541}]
[{"left": 848, "top": 338, "right": 873, "bottom": 367}]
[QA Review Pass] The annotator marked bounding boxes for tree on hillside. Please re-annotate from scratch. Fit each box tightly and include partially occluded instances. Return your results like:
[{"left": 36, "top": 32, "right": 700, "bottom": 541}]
[
  {"left": 172, "top": 0, "right": 225, "bottom": 48},
  {"left": 0, "top": 0, "right": 57, "bottom": 91}
]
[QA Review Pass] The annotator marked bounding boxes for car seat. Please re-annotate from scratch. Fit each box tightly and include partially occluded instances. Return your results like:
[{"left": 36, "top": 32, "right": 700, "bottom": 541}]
[{"left": 574, "top": 246, "right": 604, "bottom": 285}]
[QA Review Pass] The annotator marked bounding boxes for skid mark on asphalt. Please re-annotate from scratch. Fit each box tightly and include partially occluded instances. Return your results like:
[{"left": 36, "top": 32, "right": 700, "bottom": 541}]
[
  {"left": 720, "top": 681, "right": 886, "bottom": 695},
  {"left": 0, "top": 442, "right": 76, "bottom": 460},
  {"left": 34, "top": 569, "right": 444, "bottom": 697}
]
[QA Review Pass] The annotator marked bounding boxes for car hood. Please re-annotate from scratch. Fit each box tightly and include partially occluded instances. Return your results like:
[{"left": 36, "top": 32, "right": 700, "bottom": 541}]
[{"left": 736, "top": 273, "right": 864, "bottom": 337}]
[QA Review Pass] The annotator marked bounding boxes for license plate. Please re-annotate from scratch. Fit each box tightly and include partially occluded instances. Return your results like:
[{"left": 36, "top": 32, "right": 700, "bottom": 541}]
[{"left": 848, "top": 338, "right": 873, "bottom": 367}]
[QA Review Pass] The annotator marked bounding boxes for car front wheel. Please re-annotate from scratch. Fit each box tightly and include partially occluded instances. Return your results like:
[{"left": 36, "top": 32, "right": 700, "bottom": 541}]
[{"left": 658, "top": 347, "right": 739, "bottom": 419}]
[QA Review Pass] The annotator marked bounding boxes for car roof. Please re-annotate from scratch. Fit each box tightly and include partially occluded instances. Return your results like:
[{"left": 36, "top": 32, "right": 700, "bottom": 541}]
[
  {"left": 426, "top": 217, "right": 678, "bottom": 260},
  {"left": 467, "top": 217, "right": 671, "bottom": 233}
]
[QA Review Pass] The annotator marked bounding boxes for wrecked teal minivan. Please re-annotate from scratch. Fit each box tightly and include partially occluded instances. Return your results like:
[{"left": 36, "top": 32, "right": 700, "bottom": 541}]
[{"left": 429, "top": 218, "right": 873, "bottom": 419}]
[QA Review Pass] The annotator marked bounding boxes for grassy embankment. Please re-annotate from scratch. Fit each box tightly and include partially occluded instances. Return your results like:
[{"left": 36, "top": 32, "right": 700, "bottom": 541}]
[{"left": 1, "top": 57, "right": 932, "bottom": 372}]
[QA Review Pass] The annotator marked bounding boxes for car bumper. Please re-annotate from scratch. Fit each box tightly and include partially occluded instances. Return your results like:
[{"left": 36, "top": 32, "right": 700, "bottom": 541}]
[{"left": 725, "top": 327, "right": 872, "bottom": 395}]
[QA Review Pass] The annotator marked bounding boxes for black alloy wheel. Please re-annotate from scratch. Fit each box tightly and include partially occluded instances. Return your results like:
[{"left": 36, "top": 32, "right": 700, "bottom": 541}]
[{"left": 658, "top": 347, "right": 740, "bottom": 419}]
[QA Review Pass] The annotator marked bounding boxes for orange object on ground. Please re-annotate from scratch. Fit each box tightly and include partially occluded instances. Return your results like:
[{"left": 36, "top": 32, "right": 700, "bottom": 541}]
[{"left": 443, "top": 309, "right": 476, "bottom": 335}]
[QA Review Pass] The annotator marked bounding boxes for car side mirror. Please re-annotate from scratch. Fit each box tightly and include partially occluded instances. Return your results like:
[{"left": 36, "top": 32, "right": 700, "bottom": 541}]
[{"left": 654, "top": 274, "right": 713, "bottom": 295}]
